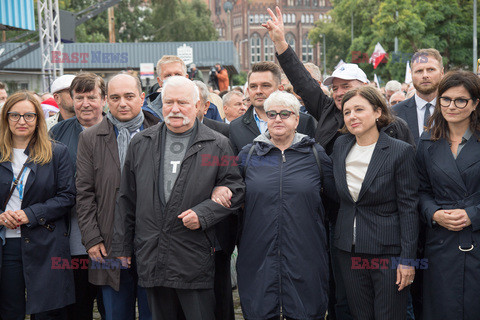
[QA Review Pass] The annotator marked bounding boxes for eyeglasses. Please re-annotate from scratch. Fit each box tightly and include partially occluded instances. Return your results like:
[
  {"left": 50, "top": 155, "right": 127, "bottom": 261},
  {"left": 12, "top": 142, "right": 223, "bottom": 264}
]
[
  {"left": 265, "top": 110, "right": 294, "bottom": 120},
  {"left": 439, "top": 97, "right": 472, "bottom": 109},
  {"left": 7, "top": 112, "right": 37, "bottom": 122}
]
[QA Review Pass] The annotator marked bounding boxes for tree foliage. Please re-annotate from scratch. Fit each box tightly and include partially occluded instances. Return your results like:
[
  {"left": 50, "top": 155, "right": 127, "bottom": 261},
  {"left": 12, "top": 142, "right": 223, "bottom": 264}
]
[
  {"left": 308, "top": 0, "right": 478, "bottom": 83},
  {"left": 148, "top": 0, "right": 218, "bottom": 42}
]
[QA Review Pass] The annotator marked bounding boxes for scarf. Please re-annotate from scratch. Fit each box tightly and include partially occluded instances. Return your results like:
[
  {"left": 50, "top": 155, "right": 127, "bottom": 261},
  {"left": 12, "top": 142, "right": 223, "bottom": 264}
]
[{"left": 106, "top": 110, "right": 144, "bottom": 169}]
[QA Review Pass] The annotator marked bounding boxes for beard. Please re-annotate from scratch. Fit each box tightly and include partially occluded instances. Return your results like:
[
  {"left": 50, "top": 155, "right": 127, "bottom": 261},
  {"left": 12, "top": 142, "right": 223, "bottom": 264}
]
[
  {"left": 164, "top": 112, "right": 191, "bottom": 125},
  {"left": 413, "top": 79, "right": 440, "bottom": 95}
]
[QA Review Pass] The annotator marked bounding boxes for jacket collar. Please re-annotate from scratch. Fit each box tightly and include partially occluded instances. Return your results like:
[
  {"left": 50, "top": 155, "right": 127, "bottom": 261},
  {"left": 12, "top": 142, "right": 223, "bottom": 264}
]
[
  {"left": 423, "top": 130, "right": 480, "bottom": 192},
  {"left": 253, "top": 132, "right": 315, "bottom": 156},
  {"left": 241, "top": 106, "right": 261, "bottom": 136}
]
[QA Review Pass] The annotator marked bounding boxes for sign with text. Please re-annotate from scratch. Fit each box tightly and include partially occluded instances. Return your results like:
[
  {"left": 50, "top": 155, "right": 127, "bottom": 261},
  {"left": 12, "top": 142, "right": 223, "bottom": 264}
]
[
  {"left": 140, "top": 63, "right": 155, "bottom": 79},
  {"left": 177, "top": 44, "right": 193, "bottom": 65}
]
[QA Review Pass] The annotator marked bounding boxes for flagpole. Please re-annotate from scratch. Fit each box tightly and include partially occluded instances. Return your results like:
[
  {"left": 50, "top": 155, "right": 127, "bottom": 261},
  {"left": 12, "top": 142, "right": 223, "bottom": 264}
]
[{"left": 474, "top": 0, "right": 477, "bottom": 72}]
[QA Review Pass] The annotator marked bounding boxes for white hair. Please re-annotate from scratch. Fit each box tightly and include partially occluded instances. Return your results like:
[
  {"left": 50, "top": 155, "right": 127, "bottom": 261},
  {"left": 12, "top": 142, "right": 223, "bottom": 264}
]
[
  {"left": 385, "top": 80, "right": 402, "bottom": 92},
  {"left": 162, "top": 76, "right": 199, "bottom": 104},
  {"left": 222, "top": 90, "right": 243, "bottom": 106},
  {"left": 304, "top": 62, "right": 323, "bottom": 82},
  {"left": 193, "top": 80, "right": 209, "bottom": 103},
  {"left": 264, "top": 91, "right": 301, "bottom": 116}
]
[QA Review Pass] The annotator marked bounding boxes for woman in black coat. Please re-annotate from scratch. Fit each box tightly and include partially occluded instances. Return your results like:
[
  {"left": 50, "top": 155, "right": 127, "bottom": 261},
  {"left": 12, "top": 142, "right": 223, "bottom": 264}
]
[
  {"left": 0, "top": 91, "right": 75, "bottom": 320},
  {"left": 331, "top": 86, "right": 419, "bottom": 320},
  {"left": 417, "top": 70, "right": 480, "bottom": 320}
]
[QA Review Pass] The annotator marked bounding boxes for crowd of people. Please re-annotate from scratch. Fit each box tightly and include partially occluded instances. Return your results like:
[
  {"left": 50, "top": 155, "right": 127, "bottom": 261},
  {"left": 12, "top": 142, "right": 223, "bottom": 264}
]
[{"left": 0, "top": 5, "right": 479, "bottom": 320}]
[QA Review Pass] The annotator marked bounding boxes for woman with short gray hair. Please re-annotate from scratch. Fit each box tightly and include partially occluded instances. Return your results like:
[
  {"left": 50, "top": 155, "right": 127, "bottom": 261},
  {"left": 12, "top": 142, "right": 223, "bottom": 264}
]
[{"left": 234, "top": 90, "right": 337, "bottom": 319}]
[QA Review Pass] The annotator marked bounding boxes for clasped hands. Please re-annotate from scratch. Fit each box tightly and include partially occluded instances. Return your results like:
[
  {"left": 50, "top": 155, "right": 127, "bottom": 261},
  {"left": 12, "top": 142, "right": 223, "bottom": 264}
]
[
  {"left": 0, "top": 210, "right": 29, "bottom": 229},
  {"left": 433, "top": 209, "right": 471, "bottom": 231}
]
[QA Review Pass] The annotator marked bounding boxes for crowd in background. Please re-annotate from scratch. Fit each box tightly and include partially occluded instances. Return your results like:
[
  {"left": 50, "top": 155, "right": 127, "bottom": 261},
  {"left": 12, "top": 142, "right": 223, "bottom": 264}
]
[{"left": 0, "top": 6, "right": 479, "bottom": 320}]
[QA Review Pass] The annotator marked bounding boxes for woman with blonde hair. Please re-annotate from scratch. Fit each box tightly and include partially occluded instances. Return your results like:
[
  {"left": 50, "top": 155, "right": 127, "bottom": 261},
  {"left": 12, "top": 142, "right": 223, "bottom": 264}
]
[{"left": 0, "top": 91, "right": 75, "bottom": 320}]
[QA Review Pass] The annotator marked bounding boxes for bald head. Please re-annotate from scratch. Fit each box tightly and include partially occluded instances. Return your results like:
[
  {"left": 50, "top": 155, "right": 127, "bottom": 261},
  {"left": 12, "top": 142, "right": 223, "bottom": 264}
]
[{"left": 108, "top": 73, "right": 142, "bottom": 95}]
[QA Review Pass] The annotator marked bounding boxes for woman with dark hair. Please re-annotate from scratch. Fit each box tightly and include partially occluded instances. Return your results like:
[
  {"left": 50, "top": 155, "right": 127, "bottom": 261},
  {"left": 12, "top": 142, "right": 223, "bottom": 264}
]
[
  {"left": 0, "top": 91, "right": 75, "bottom": 319},
  {"left": 417, "top": 70, "right": 480, "bottom": 320},
  {"left": 331, "top": 86, "right": 419, "bottom": 319}
]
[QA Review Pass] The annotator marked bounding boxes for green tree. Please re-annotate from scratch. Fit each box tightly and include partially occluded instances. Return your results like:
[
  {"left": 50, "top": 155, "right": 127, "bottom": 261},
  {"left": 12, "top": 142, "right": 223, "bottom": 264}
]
[
  {"left": 149, "top": 0, "right": 218, "bottom": 42},
  {"left": 308, "top": 0, "right": 478, "bottom": 82}
]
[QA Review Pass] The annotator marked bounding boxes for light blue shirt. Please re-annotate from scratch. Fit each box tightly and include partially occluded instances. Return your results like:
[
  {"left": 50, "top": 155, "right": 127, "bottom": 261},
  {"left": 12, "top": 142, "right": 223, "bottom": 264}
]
[{"left": 253, "top": 108, "right": 268, "bottom": 134}]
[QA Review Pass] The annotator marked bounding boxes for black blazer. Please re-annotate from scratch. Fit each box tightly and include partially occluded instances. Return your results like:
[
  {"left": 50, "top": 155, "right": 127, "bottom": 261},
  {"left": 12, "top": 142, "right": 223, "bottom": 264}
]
[
  {"left": 229, "top": 105, "right": 317, "bottom": 154},
  {"left": 203, "top": 117, "right": 229, "bottom": 138},
  {"left": 331, "top": 132, "right": 419, "bottom": 259},
  {"left": 393, "top": 96, "right": 420, "bottom": 144}
]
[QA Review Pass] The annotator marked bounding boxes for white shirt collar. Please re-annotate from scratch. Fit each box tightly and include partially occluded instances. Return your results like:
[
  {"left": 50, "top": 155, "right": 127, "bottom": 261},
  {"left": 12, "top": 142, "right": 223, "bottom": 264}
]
[{"left": 415, "top": 94, "right": 436, "bottom": 110}]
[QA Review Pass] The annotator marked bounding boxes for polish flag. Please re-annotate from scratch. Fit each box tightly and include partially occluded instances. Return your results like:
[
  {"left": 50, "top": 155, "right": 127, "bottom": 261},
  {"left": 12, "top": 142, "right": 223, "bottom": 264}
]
[
  {"left": 369, "top": 42, "right": 387, "bottom": 69},
  {"left": 405, "top": 61, "right": 412, "bottom": 84}
]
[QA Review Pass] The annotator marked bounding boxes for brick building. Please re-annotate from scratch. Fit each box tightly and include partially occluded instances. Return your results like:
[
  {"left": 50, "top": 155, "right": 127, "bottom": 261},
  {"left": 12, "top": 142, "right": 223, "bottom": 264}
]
[{"left": 204, "top": 0, "right": 333, "bottom": 71}]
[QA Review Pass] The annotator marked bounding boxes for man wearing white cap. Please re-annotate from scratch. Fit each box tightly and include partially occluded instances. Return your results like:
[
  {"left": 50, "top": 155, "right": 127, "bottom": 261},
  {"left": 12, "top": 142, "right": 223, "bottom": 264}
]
[
  {"left": 47, "top": 74, "right": 76, "bottom": 130},
  {"left": 263, "top": 6, "right": 415, "bottom": 320}
]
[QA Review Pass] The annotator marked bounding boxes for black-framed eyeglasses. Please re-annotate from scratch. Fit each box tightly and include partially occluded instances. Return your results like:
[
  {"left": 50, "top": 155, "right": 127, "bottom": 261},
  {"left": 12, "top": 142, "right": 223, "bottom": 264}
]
[
  {"left": 439, "top": 97, "right": 472, "bottom": 109},
  {"left": 7, "top": 112, "right": 37, "bottom": 122},
  {"left": 265, "top": 110, "right": 294, "bottom": 120}
]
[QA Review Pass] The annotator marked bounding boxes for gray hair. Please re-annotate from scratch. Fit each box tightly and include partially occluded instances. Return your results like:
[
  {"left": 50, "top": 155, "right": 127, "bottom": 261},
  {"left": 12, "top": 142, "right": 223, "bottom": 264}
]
[
  {"left": 193, "top": 80, "right": 209, "bottom": 103},
  {"left": 304, "top": 62, "right": 323, "bottom": 82},
  {"left": 162, "top": 76, "right": 199, "bottom": 104},
  {"left": 385, "top": 80, "right": 402, "bottom": 92},
  {"left": 222, "top": 90, "right": 243, "bottom": 106},
  {"left": 264, "top": 91, "right": 300, "bottom": 116},
  {"left": 389, "top": 90, "right": 406, "bottom": 104}
]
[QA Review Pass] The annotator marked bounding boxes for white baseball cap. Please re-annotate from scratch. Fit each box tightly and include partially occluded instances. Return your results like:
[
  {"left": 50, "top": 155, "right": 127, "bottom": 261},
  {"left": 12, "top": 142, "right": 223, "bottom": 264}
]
[
  {"left": 323, "top": 64, "right": 369, "bottom": 86},
  {"left": 51, "top": 75, "right": 76, "bottom": 94}
]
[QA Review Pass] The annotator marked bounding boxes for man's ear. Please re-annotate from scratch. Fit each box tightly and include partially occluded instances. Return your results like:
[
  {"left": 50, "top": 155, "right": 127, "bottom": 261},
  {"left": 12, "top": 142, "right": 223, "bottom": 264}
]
[
  {"left": 157, "top": 76, "right": 162, "bottom": 87},
  {"left": 204, "top": 101, "right": 210, "bottom": 115}
]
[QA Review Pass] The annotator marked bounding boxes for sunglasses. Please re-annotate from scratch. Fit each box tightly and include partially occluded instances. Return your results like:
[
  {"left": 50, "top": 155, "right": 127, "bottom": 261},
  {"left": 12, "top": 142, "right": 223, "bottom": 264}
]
[{"left": 265, "top": 110, "right": 294, "bottom": 120}]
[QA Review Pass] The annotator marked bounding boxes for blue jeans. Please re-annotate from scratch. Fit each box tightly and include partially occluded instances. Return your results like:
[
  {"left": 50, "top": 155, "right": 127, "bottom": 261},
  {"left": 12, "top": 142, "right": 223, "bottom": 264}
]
[{"left": 101, "top": 268, "right": 151, "bottom": 320}]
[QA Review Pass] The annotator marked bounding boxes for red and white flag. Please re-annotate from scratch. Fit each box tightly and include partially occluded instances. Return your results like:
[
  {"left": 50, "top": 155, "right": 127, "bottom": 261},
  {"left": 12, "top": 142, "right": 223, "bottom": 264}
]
[{"left": 369, "top": 42, "right": 387, "bottom": 69}]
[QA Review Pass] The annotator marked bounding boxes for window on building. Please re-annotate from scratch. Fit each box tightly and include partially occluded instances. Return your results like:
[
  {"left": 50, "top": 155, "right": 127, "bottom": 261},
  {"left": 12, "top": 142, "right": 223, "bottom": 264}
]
[
  {"left": 249, "top": 15, "right": 253, "bottom": 23},
  {"left": 264, "top": 36, "right": 275, "bottom": 61},
  {"left": 292, "top": 14, "right": 296, "bottom": 23},
  {"left": 251, "top": 33, "right": 261, "bottom": 64},
  {"left": 286, "top": 33, "right": 296, "bottom": 52},
  {"left": 283, "top": 14, "right": 287, "bottom": 22},
  {"left": 255, "top": 14, "right": 259, "bottom": 23},
  {"left": 302, "top": 35, "right": 313, "bottom": 62},
  {"left": 301, "top": 14, "right": 305, "bottom": 23},
  {"left": 320, "top": 0, "right": 326, "bottom": 6},
  {"left": 310, "top": 14, "right": 314, "bottom": 23},
  {"left": 313, "top": 0, "right": 318, "bottom": 6}
]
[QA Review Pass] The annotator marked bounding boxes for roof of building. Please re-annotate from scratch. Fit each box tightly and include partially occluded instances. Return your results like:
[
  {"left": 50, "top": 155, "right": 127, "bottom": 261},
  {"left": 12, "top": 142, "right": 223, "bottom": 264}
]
[
  {"left": 0, "top": 0, "right": 36, "bottom": 31},
  {"left": 1, "top": 41, "right": 240, "bottom": 74}
]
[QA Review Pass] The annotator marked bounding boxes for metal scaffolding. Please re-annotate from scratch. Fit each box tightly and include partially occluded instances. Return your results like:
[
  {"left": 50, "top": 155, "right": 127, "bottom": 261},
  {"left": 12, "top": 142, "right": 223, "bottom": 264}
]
[{"left": 37, "top": 0, "right": 63, "bottom": 93}]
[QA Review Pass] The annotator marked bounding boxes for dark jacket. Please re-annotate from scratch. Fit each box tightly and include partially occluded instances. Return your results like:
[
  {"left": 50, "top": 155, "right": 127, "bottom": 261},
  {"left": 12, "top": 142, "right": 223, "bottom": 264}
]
[
  {"left": 49, "top": 116, "right": 84, "bottom": 169},
  {"left": 0, "top": 143, "right": 75, "bottom": 314},
  {"left": 203, "top": 117, "right": 239, "bottom": 255},
  {"left": 331, "top": 132, "right": 419, "bottom": 259},
  {"left": 236, "top": 133, "right": 336, "bottom": 320},
  {"left": 76, "top": 112, "right": 159, "bottom": 291},
  {"left": 229, "top": 105, "right": 317, "bottom": 154},
  {"left": 111, "top": 121, "right": 245, "bottom": 289},
  {"left": 416, "top": 131, "right": 480, "bottom": 320},
  {"left": 393, "top": 96, "right": 421, "bottom": 144},
  {"left": 203, "top": 117, "right": 229, "bottom": 138},
  {"left": 277, "top": 45, "right": 415, "bottom": 154}
]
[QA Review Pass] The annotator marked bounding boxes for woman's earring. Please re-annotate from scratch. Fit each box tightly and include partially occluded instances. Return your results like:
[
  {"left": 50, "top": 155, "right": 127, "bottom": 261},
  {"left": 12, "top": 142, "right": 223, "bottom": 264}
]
[{"left": 376, "top": 118, "right": 379, "bottom": 122}]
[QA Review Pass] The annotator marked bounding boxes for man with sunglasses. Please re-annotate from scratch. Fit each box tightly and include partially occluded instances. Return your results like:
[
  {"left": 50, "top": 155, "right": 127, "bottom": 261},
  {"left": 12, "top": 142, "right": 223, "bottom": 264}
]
[{"left": 229, "top": 61, "right": 316, "bottom": 154}]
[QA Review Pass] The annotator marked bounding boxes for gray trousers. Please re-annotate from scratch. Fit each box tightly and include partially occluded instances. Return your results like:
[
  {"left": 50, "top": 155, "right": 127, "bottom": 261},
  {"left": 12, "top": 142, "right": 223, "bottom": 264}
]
[{"left": 145, "top": 286, "right": 215, "bottom": 320}]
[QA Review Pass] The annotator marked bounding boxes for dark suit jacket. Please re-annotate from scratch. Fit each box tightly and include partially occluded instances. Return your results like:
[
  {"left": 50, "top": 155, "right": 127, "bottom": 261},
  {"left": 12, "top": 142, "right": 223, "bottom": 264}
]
[
  {"left": 229, "top": 105, "right": 317, "bottom": 154},
  {"left": 201, "top": 117, "right": 236, "bottom": 254},
  {"left": 331, "top": 132, "right": 419, "bottom": 259},
  {"left": 203, "top": 117, "right": 229, "bottom": 138},
  {"left": 393, "top": 96, "right": 421, "bottom": 144}
]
